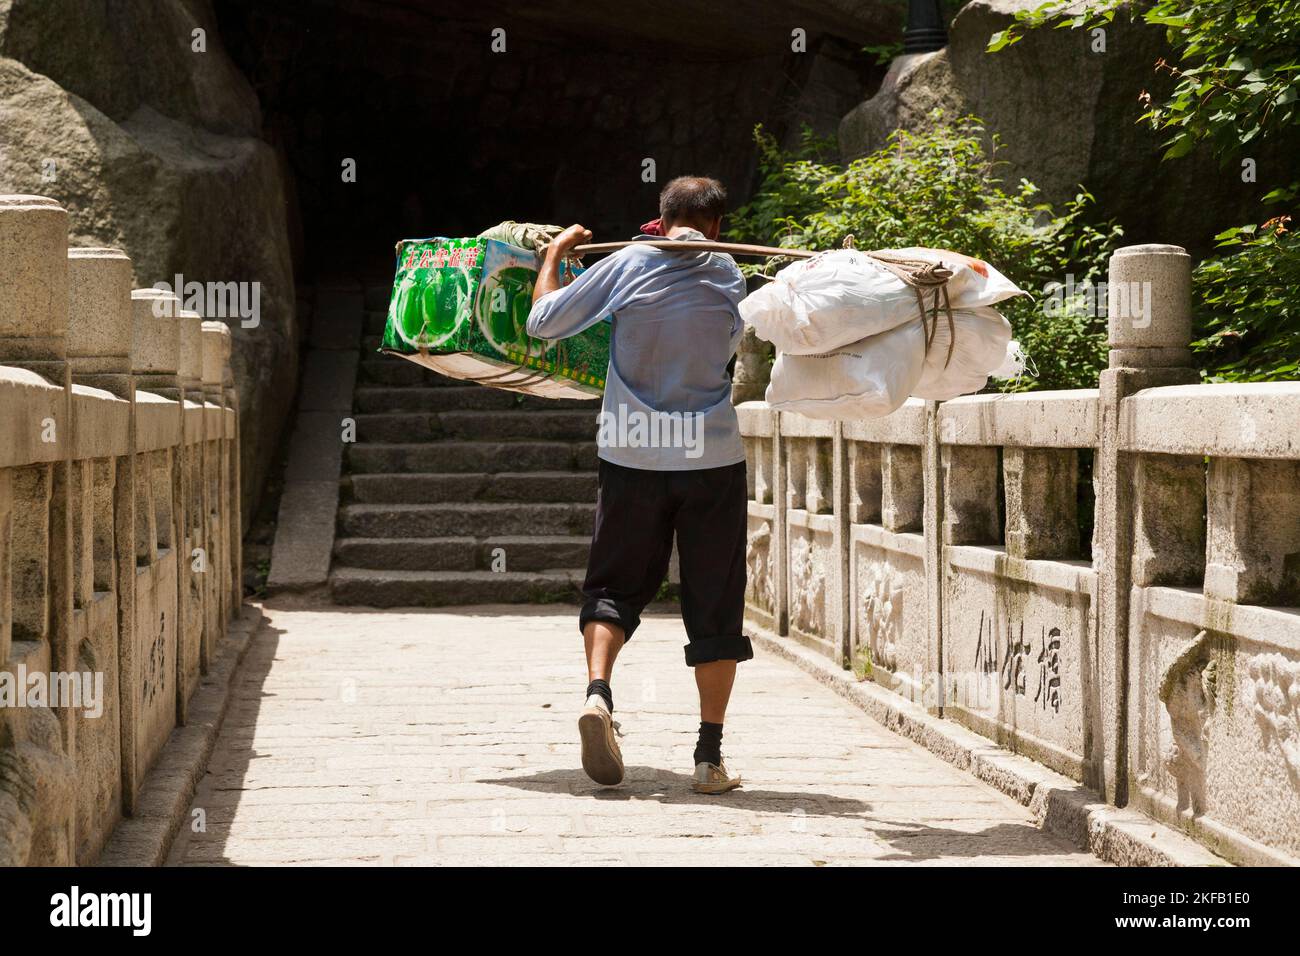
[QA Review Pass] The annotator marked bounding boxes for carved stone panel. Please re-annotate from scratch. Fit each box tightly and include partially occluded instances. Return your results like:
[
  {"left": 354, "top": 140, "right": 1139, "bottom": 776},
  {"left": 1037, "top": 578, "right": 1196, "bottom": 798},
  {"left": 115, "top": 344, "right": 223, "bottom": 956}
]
[
  {"left": 73, "top": 592, "right": 121, "bottom": 863},
  {"left": 744, "top": 507, "right": 775, "bottom": 629},
  {"left": 133, "top": 552, "right": 177, "bottom": 785},
  {"left": 850, "top": 526, "right": 926, "bottom": 700},
  {"left": 786, "top": 515, "right": 834, "bottom": 655},
  {"left": 1130, "top": 588, "right": 1300, "bottom": 864},
  {"left": 942, "top": 551, "right": 1097, "bottom": 783}
]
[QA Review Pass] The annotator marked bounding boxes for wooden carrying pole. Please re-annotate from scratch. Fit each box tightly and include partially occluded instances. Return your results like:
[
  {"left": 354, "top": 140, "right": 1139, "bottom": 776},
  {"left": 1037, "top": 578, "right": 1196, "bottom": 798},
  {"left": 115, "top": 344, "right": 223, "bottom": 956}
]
[
  {"left": 567, "top": 239, "right": 962, "bottom": 369},
  {"left": 571, "top": 239, "right": 817, "bottom": 259}
]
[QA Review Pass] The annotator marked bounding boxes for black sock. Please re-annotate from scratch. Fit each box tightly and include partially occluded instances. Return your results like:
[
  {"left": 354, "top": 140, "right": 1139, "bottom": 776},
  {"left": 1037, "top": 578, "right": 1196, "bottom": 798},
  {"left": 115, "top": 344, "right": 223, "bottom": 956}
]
[
  {"left": 586, "top": 679, "right": 613, "bottom": 713},
  {"left": 694, "top": 721, "right": 723, "bottom": 767}
]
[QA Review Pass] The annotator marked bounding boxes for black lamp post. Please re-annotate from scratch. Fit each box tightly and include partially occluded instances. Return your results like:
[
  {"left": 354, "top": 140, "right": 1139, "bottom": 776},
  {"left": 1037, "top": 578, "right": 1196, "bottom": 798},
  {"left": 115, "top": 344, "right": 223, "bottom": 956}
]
[{"left": 903, "top": 0, "right": 948, "bottom": 53}]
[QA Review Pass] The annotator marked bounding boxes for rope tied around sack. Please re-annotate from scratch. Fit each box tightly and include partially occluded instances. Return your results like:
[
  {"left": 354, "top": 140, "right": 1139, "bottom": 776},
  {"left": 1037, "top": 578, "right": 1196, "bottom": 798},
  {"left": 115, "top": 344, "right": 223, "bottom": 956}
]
[{"left": 861, "top": 252, "right": 957, "bottom": 370}]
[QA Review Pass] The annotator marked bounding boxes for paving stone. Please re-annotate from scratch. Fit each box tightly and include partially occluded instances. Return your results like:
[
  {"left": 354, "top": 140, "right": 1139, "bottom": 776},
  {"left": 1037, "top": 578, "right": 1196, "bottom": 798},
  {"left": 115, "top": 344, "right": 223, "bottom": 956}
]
[{"left": 168, "top": 605, "right": 1106, "bottom": 867}]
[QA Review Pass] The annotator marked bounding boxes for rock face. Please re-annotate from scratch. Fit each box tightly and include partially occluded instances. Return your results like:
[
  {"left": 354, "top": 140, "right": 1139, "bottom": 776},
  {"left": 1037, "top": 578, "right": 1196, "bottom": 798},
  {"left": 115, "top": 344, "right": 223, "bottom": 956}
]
[
  {"left": 0, "top": 0, "right": 296, "bottom": 527},
  {"left": 839, "top": 0, "right": 1297, "bottom": 257}
]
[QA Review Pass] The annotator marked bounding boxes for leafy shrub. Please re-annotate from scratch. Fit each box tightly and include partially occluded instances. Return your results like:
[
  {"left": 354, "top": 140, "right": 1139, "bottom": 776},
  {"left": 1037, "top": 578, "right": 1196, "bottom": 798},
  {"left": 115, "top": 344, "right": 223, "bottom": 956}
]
[
  {"left": 1193, "top": 219, "right": 1299, "bottom": 381},
  {"left": 727, "top": 117, "right": 1122, "bottom": 390}
]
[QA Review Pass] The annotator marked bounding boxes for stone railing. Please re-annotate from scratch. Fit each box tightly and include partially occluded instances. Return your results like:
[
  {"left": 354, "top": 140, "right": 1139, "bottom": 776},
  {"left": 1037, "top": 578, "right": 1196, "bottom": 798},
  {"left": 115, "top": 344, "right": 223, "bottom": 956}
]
[
  {"left": 0, "top": 195, "right": 243, "bottom": 865},
  {"left": 739, "top": 244, "right": 1300, "bottom": 866}
]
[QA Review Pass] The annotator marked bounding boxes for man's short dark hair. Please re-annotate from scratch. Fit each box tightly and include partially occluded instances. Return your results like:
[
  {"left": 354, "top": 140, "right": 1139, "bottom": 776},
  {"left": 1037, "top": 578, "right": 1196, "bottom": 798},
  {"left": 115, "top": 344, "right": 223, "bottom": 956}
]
[{"left": 659, "top": 176, "right": 727, "bottom": 228}]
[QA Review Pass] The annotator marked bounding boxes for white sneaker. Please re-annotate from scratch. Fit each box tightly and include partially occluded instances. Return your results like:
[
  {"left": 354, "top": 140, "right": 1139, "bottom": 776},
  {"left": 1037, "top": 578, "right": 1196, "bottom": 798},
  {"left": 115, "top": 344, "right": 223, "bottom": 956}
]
[
  {"left": 578, "top": 695, "right": 624, "bottom": 786},
  {"left": 691, "top": 761, "right": 741, "bottom": 794}
]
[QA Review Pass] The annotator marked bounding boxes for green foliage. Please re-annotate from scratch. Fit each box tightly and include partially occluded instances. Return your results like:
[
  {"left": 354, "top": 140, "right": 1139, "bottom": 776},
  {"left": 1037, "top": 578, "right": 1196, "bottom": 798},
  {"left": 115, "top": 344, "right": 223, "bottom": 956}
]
[
  {"left": 988, "top": 0, "right": 1300, "bottom": 382},
  {"left": 1193, "top": 219, "right": 1300, "bottom": 381},
  {"left": 988, "top": 1, "right": 1300, "bottom": 160},
  {"left": 728, "top": 117, "right": 1122, "bottom": 391},
  {"left": 851, "top": 642, "right": 873, "bottom": 681},
  {"left": 863, "top": 41, "right": 904, "bottom": 66}
]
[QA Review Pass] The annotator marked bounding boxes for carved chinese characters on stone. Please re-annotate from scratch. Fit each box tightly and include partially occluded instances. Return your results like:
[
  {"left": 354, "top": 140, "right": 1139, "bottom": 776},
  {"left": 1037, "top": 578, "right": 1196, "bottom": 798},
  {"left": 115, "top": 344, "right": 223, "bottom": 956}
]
[
  {"left": 1036, "top": 627, "right": 1062, "bottom": 713},
  {"left": 142, "top": 610, "right": 168, "bottom": 706},
  {"left": 972, "top": 613, "right": 1065, "bottom": 713}
]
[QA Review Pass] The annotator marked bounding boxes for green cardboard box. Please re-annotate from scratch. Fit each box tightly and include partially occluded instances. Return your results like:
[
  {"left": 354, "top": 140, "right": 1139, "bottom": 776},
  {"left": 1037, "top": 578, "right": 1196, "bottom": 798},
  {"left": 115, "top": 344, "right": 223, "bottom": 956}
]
[{"left": 380, "top": 236, "right": 610, "bottom": 400}]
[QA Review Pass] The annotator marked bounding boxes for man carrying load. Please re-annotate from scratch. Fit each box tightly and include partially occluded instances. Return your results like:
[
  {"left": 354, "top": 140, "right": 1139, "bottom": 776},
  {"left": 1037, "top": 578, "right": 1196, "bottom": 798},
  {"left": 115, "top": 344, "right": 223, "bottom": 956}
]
[{"left": 526, "top": 176, "right": 751, "bottom": 793}]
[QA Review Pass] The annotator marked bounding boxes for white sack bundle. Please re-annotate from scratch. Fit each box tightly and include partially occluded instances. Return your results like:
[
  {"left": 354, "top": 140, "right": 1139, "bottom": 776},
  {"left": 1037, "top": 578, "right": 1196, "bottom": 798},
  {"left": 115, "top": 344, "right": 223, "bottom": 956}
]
[
  {"left": 740, "top": 250, "right": 932, "bottom": 355},
  {"left": 912, "top": 306, "right": 1014, "bottom": 401},
  {"left": 740, "top": 247, "right": 1025, "bottom": 357},
  {"left": 765, "top": 320, "right": 925, "bottom": 420}
]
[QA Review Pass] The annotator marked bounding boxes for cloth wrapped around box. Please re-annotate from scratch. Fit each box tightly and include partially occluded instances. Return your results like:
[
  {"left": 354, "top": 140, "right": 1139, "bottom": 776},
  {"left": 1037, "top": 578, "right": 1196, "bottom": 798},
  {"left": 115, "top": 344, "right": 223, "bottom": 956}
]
[{"left": 380, "top": 236, "right": 609, "bottom": 400}]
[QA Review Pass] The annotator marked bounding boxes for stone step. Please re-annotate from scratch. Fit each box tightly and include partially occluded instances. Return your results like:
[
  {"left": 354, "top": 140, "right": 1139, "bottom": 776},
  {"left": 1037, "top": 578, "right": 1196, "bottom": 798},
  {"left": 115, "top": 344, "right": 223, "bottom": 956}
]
[
  {"left": 338, "top": 501, "right": 596, "bottom": 538},
  {"left": 335, "top": 536, "right": 475, "bottom": 571},
  {"left": 329, "top": 567, "right": 582, "bottom": 607},
  {"left": 354, "top": 410, "right": 595, "bottom": 443},
  {"left": 353, "top": 385, "right": 594, "bottom": 413},
  {"left": 346, "top": 471, "right": 598, "bottom": 504},
  {"left": 357, "top": 356, "right": 463, "bottom": 387},
  {"left": 332, "top": 535, "right": 591, "bottom": 572},
  {"left": 346, "top": 441, "right": 598, "bottom": 474},
  {"left": 363, "top": 310, "right": 390, "bottom": 336}
]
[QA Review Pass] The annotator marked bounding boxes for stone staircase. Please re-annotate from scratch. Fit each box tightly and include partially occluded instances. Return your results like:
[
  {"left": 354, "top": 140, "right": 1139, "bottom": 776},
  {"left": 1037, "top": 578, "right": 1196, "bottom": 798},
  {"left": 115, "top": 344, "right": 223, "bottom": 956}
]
[{"left": 328, "top": 307, "right": 599, "bottom": 606}]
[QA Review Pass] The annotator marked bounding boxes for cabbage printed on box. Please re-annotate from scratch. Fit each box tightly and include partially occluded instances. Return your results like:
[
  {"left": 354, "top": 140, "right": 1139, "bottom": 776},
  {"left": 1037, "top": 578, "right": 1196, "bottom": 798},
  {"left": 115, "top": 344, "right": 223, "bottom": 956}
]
[{"left": 381, "top": 236, "right": 610, "bottom": 400}]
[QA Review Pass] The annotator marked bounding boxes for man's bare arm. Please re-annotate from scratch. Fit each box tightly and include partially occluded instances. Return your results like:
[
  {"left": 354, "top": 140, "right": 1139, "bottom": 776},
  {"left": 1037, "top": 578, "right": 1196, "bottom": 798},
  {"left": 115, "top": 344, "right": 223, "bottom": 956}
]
[{"left": 532, "top": 223, "right": 592, "bottom": 303}]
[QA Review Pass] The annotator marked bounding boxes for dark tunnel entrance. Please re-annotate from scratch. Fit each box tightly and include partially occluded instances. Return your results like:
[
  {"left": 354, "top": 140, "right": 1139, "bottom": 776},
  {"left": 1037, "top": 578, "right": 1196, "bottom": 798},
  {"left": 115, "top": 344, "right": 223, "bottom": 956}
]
[{"left": 212, "top": 0, "right": 894, "bottom": 281}]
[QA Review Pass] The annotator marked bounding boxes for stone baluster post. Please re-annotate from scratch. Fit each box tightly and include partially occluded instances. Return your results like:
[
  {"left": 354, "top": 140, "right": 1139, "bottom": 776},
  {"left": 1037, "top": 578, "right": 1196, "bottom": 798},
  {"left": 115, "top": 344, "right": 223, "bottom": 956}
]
[
  {"left": 64, "top": 253, "right": 140, "bottom": 823},
  {"left": 846, "top": 442, "right": 881, "bottom": 525},
  {"left": 0, "top": 195, "right": 75, "bottom": 712},
  {"left": 222, "top": 338, "right": 242, "bottom": 610},
  {"left": 731, "top": 327, "right": 770, "bottom": 405},
  {"left": 175, "top": 309, "right": 205, "bottom": 721},
  {"left": 65, "top": 247, "right": 135, "bottom": 864},
  {"left": 121, "top": 288, "right": 181, "bottom": 810},
  {"left": 1094, "top": 244, "right": 1198, "bottom": 804},
  {"left": 881, "top": 443, "right": 923, "bottom": 533},
  {"left": 130, "top": 289, "right": 182, "bottom": 399},
  {"left": 199, "top": 321, "right": 231, "bottom": 669},
  {"left": 806, "top": 438, "right": 833, "bottom": 515},
  {"left": 1004, "top": 447, "right": 1079, "bottom": 559},
  {"left": 67, "top": 248, "right": 133, "bottom": 398},
  {"left": 0, "top": 196, "right": 72, "bottom": 668},
  {"left": 771, "top": 412, "right": 788, "bottom": 636},
  {"left": 177, "top": 309, "right": 204, "bottom": 403},
  {"left": 0, "top": 195, "right": 77, "bottom": 862},
  {"left": 941, "top": 445, "right": 999, "bottom": 545},
  {"left": 201, "top": 322, "right": 230, "bottom": 407},
  {"left": 0, "top": 195, "right": 69, "bottom": 385}
]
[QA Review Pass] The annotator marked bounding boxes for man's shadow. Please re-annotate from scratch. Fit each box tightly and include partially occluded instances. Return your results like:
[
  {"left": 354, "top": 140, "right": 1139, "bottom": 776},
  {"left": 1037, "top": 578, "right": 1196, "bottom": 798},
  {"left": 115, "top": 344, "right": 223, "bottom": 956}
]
[
  {"left": 482, "top": 767, "right": 1086, "bottom": 861},
  {"left": 486, "top": 765, "right": 872, "bottom": 816}
]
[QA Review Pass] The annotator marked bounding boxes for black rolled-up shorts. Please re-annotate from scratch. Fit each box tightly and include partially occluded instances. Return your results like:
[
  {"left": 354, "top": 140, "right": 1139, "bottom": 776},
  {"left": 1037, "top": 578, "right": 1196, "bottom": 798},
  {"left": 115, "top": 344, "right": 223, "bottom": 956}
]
[{"left": 579, "top": 458, "right": 754, "bottom": 667}]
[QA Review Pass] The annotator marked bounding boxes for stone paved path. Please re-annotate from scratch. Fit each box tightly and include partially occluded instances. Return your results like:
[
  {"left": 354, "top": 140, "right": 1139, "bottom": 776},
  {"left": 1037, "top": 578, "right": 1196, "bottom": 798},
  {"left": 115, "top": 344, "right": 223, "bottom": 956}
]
[{"left": 168, "top": 604, "right": 1105, "bottom": 866}]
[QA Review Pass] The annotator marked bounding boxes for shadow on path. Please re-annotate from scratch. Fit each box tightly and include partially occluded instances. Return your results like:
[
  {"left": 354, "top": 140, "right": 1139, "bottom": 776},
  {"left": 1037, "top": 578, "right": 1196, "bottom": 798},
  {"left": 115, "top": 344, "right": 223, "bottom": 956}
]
[
  {"left": 166, "top": 617, "right": 286, "bottom": 866},
  {"left": 484, "top": 766, "right": 1076, "bottom": 861}
]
